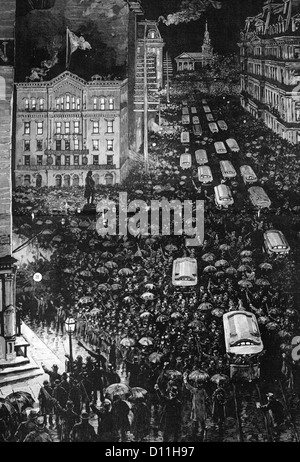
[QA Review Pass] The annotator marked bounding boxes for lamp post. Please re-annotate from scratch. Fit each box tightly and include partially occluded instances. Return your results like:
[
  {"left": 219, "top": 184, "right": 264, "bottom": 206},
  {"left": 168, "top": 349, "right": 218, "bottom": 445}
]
[{"left": 65, "top": 317, "right": 76, "bottom": 372}]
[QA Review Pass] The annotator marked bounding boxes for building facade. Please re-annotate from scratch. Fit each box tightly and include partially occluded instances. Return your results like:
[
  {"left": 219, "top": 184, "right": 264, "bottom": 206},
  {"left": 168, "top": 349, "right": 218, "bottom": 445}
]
[
  {"left": 15, "top": 71, "right": 128, "bottom": 188},
  {"left": 175, "top": 21, "right": 214, "bottom": 71},
  {"left": 239, "top": 0, "right": 300, "bottom": 144}
]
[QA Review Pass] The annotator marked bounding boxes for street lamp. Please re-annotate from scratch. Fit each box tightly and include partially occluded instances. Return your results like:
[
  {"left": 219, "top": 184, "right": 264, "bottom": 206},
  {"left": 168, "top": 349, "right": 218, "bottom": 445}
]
[{"left": 65, "top": 317, "right": 76, "bottom": 372}]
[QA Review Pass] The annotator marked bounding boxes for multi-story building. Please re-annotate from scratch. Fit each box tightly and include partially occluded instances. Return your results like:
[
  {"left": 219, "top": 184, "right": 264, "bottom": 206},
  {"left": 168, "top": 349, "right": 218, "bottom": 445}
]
[
  {"left": 15, "top": 71, "right": 128, "bottom": 188},
  {"left": 239, "top": 0, "right": 300, "bottom": 144}
]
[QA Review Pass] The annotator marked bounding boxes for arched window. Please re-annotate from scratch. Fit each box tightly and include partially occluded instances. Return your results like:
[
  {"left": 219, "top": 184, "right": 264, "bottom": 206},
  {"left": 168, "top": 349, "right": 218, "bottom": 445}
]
[
  {"left": 66, "top": 95, "right": 70, "bottom": 110},
  {"left": 73, "top": 174, "right": 79, "bottom": 187},
  {"left": 25, "top": 98, "right": 29, "bottom": 110},
  {"left": 24, "top": 175, "right": 31, "bottom": 187},
  {"left": 104, "top": 173, "right": 114, "bottom": 185},
  {"left": 55, "top": 174, "right": 62, "bottom": 187},
  {"left": 39, "top": 98, "right": 44, "bottom": 110},
  {"left": 36, "top": 174, "right": 42, "bottom": 187},
  {"left": 0, "top": 76, "right": 6, "bottom": 100},
  {"left": 93, "top": 97, "right": 97, "bottom": 109},
  {"left": 108, "top": 98, "right": 114, "bottom": 110},
  {"left": 148, "top": 29, "right": 156, "bottom": 39},
  {"left": 56, "top": 98, "right": 60, "bottom": 110},
  {"left": 31, "top": 98, "right": 36, "bottom": 110},
  {"left": 63, "top": 174, "right": 71, "bottom": 187}
]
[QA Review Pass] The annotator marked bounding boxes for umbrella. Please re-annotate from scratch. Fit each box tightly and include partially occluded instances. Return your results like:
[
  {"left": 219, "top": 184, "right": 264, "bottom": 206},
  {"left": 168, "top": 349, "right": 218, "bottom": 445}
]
[
  {"left": 241, "top": 257, "right": 253, "bottom": 264},
  {"left": 129, "top": 387, "right": 148, "bottom": 401},
  {"left": 0, "top": 398, "right": 20, "bottom": 417},
  {"left": 226, "top": 267, "right": 237, "bottom": 275},
  {"left": 119, "top": 268, "right": 133, "bottom": 276},
  {"left": 52, "top": 235, "right": 63, "bottom": 242},
  {"left": 141, "top": 292, "right": 155, "bottom": 301},
  {"left": 188, "top": 370, "right": 209, "bottom": 382},
  {"left": 123, "top": 295, "right": 135, "bottom": 303},
  {"left": 170, "top": 312, "right": 182, "bottom": 319},
  {"left": 120, "top": 337, "right": 135, "bottom": 347},
  {"left": 98, "top": 283, "right": 110, "bottom": 291},
  {"left": 198, "top": 302, "right": 213, "bottom": 311},
  {"left": 104, "top": 261, "right": 118, "bottom": 269},
  {"left": 211, "top": 374, "right": 229, "bottom": 385},
  {"left": 165, "top": 370, "right": 182, "bottom": 379},
  {"left": 203, "top": 265, "right": 217, "bottom": 273},
  {"left": 212, "top": 308, "right": 224, "bottom": 317},
  {"left": 80, "top": 270, "right": 93, "bottom": 278},
  {"left": 238, "top": 279, "right": 253, "bottom": 288},
  {"left": 97, "top": 267, "right": 109, "bottom": 275},
  {"left": 165, "top": 244, "right": 178, "bottom": 252},
  {"left": 214, "top": 271, "right": 225, "bottom": 278},
  {"left": 138, "top": 337, "right": 154, "bottom": 346},
  {"left": 135, "top": 190, "right": 144, "bottom": 195},
  {"left": 202, "top": 253, "right": 216, "bottom": 262},
  {"left": 278, "top": 330, "right": 291, "bottom": 339},
  {"left": 265, "top": 321, "right": 279, "bottom": 331},
  {"left": 240, "top": 250, "right": 252, "bottom": 257},
  {"left": 6, "top": 392, "right": 35, "bottom": 412},
  {"left": 188, "top": 320, "right": 204, "bottom": 329},
  {"left": 149, "top": 352, "right": 163, "bottom": 363},
  {"left": 255, "top": 278, "right": 270, "bottom": 287},
  {"left": 140, "top": 311, "right": 152, "bottom": 318},
  {"left": 215, "top": 259, "right": 229, "bottom": 268},
  {"left": 144, "top": 283, "right": 155, "bottom": 290},
  {"left": 156, "top": 314, "right": 168, "bottom": 323},
  {"left": 259, "top": 262, "right": 273, "bottom": 271},
  {"left": 101, "top": 252, "right": 113, "bottom": 259},
  {"left": 105, "top": 383, "right": 131, "bottom": 400},
  {"left": 111, "top": 283, "right": 122, "bottom": 291},
  {"left": 219, "top": 244, "right": 231, "bottom": 252},
  {"left": 79, "top": 296, "right": 93, "bottom": 304},
  {"left": 237, "top": 265, "right": 252, "bottom": 273},
  {"left": 90, "top": 308, "right": 100, "bottom": 315}
]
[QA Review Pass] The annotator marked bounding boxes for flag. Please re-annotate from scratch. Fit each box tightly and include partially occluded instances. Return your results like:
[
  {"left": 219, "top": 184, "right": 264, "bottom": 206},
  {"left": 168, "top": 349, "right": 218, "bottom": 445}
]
[
  {"left": 68, "top": 29, "right": 92, "bottom": 55},
  {"left": 209, "top": 0, "right": 222, "bottom": 9}
]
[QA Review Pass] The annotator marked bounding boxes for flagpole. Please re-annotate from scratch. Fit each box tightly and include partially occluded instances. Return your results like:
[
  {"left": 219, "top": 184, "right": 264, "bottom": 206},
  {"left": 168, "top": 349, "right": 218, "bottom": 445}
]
[{"left": 66, "top": 27, "right": 69, "bottom": 70}]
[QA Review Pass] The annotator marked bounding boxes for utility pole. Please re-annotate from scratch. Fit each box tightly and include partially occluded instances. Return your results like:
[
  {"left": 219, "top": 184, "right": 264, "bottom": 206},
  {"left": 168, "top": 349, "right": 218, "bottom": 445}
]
[{"left": 143, "top": 28, "right": 149, "bottom": 175}]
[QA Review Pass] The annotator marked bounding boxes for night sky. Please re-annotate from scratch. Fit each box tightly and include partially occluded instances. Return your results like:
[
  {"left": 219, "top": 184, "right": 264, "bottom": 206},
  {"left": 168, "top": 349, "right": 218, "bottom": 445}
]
[{"left": 141, "top": 0, "right": 266, "bottom": 56}]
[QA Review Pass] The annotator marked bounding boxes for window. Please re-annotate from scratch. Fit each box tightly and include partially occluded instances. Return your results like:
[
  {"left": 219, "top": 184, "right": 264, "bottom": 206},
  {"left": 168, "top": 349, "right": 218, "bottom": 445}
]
[
  {"left": 37, "top": 155, "right": 43, "bottom": 165},
  {"left": 72, "top": 96, "right": 76, "bottom": 110},
  {"left": 24, "top": 155, "right": 30, "bottom": 166},
  {"left": 32, "top": 98, "right": 36, "bottom": 111},
  {"left": 56, "top": 140, "right": 62, "bottom": 150},
  {"left": 36, "top": 140, "right": 43, "bottom": 151},
  {"left": 37, "top": 122, "right": 43, "bottom": 135},
  {"left": 24, "top": 122, "right": 30, "bottom": 134},
  {"left": 108, "top": 98, "right": 114, "bottom": 110},
  {"left": 73, "top": 174, "right": 79, "bottom": 186},
  {"left": 56, "top": 98, "right": 60, "bottom": 110},
  {"left": 56, "top": 122, "right": 62, "bottom": 134},
  {"left": 55, "top": 175, "right": 62, "bottom": 187},
  {"left": 36, "top": 174, "right": 42, "bottom": 187},
  {"left": 107, "top": 139, "right": 113, "bottom": 151},
  {"left": 93, "top": 155, "right": 99, "bottom": 165},
  {"left": 74, "top": 139, "right": 79, "bottom": 150},
  {"left": 64, "top": 175, "right": 70, "bottom": 187},
  {"left": 100, "top": 98, "right": 105, "bottom": 110},
  {"left": 65, "top": 140, "right": 70, "bottom": 150},
  {"left": 107, "top": 120, "right": 114, "bottom": 133},
  {"left": 107, "top": 155, "right": 114, "bottom": 166},
  {"left": 65, "top": 122, "right": 70, "bottom": 134},
  {"left": 65, "top": 155, "right": 70, "bottom": 166},
  {"left": 74, "top": 155, "right": 79, "bottom": 165},
  {"left": 66, "top": 95, "right": 70, "bottom": 110},
  {"left": 24, "top": 175, "right": 31, "bottom": 186},
  {"left": 74, "top": 121, "right": 80, "bottom": 134},
  {"left": 76, "top": 98, "right": 80, "bottom": 110},
  {"left": 39, "top": 99, "right": 44, "bottom": 110},
  {"left": 24, "top": 140, "right": 30, "bottom": 151},
  {"left": 92, "top": 139, "right": 99, "bottom": 151},
  {"left": 25, "top": 99, "right": 29, "bottom": 110},
  {"left": 105, "top": 173, "right": 114, "bottom": 185},
  {"left": 60, "top": 97, "right": 64, "bottom": 110},
  {"left": 93, "top": 98, "right": 97, "bottom": 109},
  {"left": 55, "top": 156, "right": 61, "bottom": 166},
  {"left": 93, "top": 121, "right": 99, "bottom": 134}
]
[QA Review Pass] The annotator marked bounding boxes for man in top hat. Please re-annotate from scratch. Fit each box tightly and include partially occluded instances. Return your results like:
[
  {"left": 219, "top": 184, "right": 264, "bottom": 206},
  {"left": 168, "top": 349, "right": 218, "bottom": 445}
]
[
  {"left": 41, "top": 363, "right": 61, "bottom": 387},
  {"left": 23, "top": 414, "right": 53, "bottom": 442},
  {"left": 70, "top": 411, "right": 97, "bottom": 442},
  {"left": 14, "top": 409, "right": 39, "bottom": 442}
]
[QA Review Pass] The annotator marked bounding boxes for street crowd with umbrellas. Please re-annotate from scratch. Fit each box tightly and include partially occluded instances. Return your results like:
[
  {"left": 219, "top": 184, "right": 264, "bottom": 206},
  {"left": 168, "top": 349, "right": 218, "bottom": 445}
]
[{"left": 9, "top": 92, "right": 300, "bottom": 441}]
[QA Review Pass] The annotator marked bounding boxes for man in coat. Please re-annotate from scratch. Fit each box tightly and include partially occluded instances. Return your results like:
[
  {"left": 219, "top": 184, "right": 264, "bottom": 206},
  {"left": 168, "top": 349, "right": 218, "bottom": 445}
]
[
  {"left": 111, "top": 394, "right": 130, "bottom": 442},
  {"left": 183, "top": 372, "right": 210, "bottom": 439},
  {"left": 23, "top": 414, "right": 53, "bottom": 442},
  {"left": 38, "top": 380, "right": 54, "bottom": 428},
  {"left": 154, "top": 383, "right": 182, "bottom": 442},
  {"left": 70, "top": 411, "right": 97, "bottom": 442}
]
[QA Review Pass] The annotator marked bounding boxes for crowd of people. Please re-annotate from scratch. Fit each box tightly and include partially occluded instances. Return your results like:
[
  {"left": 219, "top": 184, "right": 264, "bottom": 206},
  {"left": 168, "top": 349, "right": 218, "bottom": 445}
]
[{"left": 7, "top": 92, "right": 300, "bottom": 441}]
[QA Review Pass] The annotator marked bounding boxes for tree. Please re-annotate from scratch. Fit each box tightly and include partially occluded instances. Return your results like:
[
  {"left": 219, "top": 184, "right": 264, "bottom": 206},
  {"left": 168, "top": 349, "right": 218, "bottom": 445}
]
[{"left": 158, "top": 0, "right": 222, "bottom": 26}]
